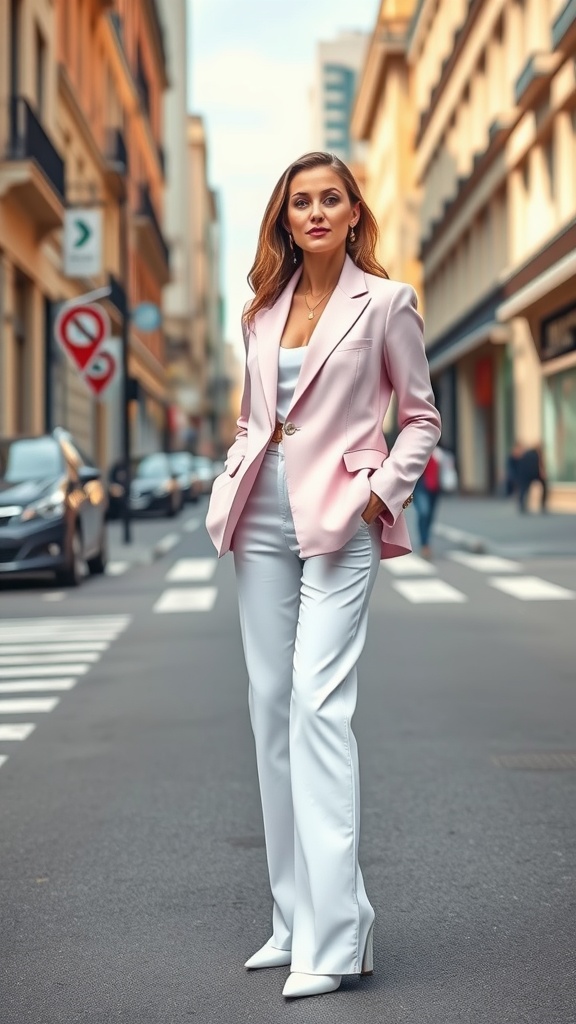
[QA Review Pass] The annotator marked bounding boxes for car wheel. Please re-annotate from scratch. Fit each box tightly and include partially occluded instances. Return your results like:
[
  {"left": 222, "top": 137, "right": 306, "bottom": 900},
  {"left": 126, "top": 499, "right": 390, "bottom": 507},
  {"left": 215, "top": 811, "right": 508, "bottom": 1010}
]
[
  {"left": 56, "top": 529, "right": 84, "bottom": 587},
  {"left": 87, "top": 529, "right": 107, "bottom": 575}
]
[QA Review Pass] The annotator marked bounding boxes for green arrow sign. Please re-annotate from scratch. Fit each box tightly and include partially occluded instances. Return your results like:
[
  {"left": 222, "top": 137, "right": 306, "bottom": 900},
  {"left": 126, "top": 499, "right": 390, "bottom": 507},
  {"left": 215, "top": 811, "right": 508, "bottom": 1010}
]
[{"left": 74, "top": 219, "right": 92, "bottom": 248}]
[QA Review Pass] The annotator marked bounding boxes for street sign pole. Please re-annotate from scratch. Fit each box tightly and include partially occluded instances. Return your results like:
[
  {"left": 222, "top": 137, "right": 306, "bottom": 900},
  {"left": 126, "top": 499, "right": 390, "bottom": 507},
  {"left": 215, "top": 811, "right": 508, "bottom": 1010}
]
[{"left": 119, "top": 188, "right": 132, "bottom": 545}]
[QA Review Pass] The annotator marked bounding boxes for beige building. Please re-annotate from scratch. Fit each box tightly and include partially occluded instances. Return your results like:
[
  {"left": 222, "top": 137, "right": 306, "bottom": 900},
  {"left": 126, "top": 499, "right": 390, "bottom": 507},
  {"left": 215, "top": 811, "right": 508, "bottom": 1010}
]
[
  {"left": 186, "top": 114, "right": 226, "bottom": 455},
  {"left": 353, "top": 0, "right": 576, "bottom": 509},
  {"left": 0, "top": 0, "right": 174, "bottom": 468}
]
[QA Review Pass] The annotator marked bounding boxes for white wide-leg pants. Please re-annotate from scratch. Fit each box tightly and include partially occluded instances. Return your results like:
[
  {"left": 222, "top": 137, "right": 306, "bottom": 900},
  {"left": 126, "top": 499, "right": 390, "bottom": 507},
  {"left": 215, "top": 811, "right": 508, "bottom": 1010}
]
[{"left": 232, "top": 447, "right": 381, "bottom": 975}]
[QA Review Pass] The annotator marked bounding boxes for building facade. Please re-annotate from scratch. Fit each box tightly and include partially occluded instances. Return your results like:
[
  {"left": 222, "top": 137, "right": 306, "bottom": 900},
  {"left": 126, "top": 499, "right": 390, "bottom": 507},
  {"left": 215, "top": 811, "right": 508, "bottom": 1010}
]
[
  {"left": 311, "top": 31, "right": 369, "bottom": 165},
  {"left": 353, "top": 0, "right": 576, "bottom": 509},
  {"left": 0, "top": 0, "right": 176, "bottom": 468},
  {"left": 186, "top": 115, "right": 226, "bottom": 456}
]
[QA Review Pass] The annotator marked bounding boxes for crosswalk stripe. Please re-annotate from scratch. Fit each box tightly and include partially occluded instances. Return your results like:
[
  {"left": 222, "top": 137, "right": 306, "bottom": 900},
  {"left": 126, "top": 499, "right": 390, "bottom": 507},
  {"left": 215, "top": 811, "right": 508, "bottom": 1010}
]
[
  {"left": 0, "top": 616, "right": 130, "bottom": 626},
  {"left": 0, "top": 755, "right": 8, "bottom": 768},
  {"left": 106, "top": 561, "right": 129, "bottom": 576},
  {"left": 0, "top": 665, "right": 89, "bottom": 678},
  {"left": 41, "top": 592, "right": 66, "bottom": 602},
  {"left": 449, "top": 552, "right": 521, "bottom": 573},
  {"left": 0, "top": 724, "right": 36, "bottom": 740},
  {"left": 0, "top": 642, "right": 109, "bottom": 653},
  {"left": 392, "top": 579, "right": 467, "bottom": 603},
  {"left": 183, "top": 517, "right": 201, "bottom": 532},
  {"left": 383, "top": 553, "right": 437, "bottom": 576},
  {"left": 0, "top": 629, "right": 125, "bottom": 640},
  {"left": 0, "top": 680, "right": 77, "bottom": 693},
  {"left": 153, "top": 587, "right": 217, "bottom": 613},
  {"left": 155, "top": 533, "right": 180, "bottom": 555},
  {"left": 0, "top": 653, "right": 100, "bottom": 666},
  {"left": 489, "top": 576, "right": 575, "bottom": 601},
  {"left": 0, "top": 698, "right": 60, "bottom": 713},
  {"left": 166, "top": 558, "right": 217, "bottom": 582}
]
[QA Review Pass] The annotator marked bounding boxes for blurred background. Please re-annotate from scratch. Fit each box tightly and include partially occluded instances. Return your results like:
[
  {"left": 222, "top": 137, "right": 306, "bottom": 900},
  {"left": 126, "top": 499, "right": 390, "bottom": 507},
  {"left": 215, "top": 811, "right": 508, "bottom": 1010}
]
[{"left": 0, "top": 0, "right": 575, "bottom": 502}]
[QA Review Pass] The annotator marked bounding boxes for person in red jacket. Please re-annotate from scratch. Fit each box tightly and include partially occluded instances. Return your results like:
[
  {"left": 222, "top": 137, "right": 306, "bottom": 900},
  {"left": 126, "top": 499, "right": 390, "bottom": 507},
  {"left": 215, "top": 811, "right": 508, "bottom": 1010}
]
[{"left": 413, "top": 448, "right": 442, "bottom": 558}]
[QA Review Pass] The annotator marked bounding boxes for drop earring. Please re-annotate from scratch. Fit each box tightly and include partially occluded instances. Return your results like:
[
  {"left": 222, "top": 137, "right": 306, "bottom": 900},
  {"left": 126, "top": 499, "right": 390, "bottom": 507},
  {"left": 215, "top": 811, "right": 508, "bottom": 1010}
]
[
  {"left": 349, "top": 225, "right": 356, "bottom": 244},
  {"left": 289, "top": 233, "right": 297, "bottom": 264}
]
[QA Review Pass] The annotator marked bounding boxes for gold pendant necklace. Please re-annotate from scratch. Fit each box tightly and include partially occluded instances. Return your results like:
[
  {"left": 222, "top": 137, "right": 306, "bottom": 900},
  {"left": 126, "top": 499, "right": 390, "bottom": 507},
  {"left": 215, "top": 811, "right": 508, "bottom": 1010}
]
[{"left": 304, "top": 287, "right": 332, "bottom": 320}]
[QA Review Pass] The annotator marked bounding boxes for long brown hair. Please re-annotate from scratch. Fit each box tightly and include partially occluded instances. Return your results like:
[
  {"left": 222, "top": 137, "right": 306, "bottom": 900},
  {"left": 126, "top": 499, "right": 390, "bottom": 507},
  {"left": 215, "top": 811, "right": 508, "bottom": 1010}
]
[{"left": 244, "top": 152, "right": 388, "bottom": 324}]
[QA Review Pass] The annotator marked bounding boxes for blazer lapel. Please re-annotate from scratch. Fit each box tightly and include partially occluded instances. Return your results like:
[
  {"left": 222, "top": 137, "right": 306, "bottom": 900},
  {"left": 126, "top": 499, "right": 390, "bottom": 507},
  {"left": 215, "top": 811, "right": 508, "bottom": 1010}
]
[
  {"left": 254, "top": 266, "right": 302, "bottom": 428},
  {"left": 287, "top": 255, "right": 371, "bottom": 414}
]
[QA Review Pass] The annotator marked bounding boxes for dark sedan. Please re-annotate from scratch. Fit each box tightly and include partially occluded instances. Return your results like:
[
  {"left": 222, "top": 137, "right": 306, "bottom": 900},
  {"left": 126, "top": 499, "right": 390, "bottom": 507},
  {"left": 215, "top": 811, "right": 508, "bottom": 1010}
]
[
  {"left": 130, "top": 453, "right": 183, "bottom": 517},
  {"left": 0, "top": 430, "right": 108, "bottom": 586}
]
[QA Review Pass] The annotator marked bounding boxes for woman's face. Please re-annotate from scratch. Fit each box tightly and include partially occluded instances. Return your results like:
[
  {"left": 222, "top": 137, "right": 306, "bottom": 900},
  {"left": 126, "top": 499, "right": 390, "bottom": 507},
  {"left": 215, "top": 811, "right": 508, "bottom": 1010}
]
[{"left": 283, "top": 166, "right": 360, "bottom": 259}]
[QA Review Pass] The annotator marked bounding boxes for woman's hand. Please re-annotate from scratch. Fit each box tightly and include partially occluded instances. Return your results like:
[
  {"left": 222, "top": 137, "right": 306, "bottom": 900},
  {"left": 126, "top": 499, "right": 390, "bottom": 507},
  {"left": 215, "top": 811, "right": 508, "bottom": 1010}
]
[{"left": 361, "top": 491, "right": 388, "bottom": 525}]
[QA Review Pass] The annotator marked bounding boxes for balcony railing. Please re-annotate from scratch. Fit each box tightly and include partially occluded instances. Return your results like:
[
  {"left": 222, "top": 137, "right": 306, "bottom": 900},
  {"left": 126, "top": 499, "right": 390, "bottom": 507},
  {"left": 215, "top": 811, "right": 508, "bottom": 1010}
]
[
  {"left": 137, "top": 183, "right": 170, "bottom": 270},
  {"left": 552, "top": 0, "right": 576, "bottom": 48},
  {"left": 106, "top": 127, "right": 128, "bottom": 173},
  {"left": 7, "top": 96, "right": 65, "bottom": 201}
]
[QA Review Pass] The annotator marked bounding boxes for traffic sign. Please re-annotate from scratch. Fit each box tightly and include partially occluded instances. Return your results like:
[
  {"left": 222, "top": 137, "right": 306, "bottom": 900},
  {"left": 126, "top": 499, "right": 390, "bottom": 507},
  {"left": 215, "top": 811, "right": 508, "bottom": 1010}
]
[
  {"left": 83, "top": 349, "right": 119, "bottom": 397},
  {"left": 54, "top": 302, "right": 110, "bottom": 371},
  {"left": 64, "top": 209, "right": 103, "bottom": 277}
]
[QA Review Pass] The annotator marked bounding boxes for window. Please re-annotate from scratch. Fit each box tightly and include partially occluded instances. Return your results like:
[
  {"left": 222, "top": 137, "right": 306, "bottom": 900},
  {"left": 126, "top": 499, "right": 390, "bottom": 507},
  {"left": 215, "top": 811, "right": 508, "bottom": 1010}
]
[
  {"left": 9, "top": 0, "right": 21, "bottom": 96},
  {"left": 35, "top": 24, "right": 47, "bottom": 118}
]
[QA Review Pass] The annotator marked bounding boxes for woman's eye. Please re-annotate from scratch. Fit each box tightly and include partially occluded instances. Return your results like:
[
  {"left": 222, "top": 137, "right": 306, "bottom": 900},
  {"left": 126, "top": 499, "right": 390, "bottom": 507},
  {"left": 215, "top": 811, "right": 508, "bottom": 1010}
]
[
  {"left": 294, "top": 199, "right": 307, "bottom": 209},
  {"left": 324, "top": 196, "right": 339, "bottom": 205}
]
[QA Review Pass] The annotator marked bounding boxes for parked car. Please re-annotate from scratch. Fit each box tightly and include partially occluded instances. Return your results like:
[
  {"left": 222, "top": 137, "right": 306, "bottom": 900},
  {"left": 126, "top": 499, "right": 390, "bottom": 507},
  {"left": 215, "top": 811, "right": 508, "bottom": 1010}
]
[
  {"left": 0, "top": 428, "right": 108, "bottom": 586},
  {"left": 130, "top": 453, "right": 183, "bottom": 517},
  {"left": 190, "top": 455, "right": 218, "bottom": 498},
  {"left": 167, "top": 451, "right": 198, "bottom": 503}
]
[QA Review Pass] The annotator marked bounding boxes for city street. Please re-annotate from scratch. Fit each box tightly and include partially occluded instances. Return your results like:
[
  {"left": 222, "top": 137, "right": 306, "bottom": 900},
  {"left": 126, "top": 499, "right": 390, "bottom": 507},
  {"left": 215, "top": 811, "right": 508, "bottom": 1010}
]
[{"left": 0, "top": 502, "right": 575, "bottom": 1022}]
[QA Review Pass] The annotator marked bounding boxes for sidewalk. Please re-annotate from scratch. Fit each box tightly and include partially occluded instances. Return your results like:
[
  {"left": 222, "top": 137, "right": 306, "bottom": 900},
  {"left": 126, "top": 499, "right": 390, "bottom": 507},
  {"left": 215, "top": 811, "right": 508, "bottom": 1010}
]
[{"left": 432, "top": 495, "right": 576, "bottom": 557}]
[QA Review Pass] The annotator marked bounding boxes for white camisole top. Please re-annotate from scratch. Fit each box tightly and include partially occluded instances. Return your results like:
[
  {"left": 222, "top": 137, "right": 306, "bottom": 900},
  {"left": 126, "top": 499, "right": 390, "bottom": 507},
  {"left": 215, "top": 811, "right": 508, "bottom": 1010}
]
[{"left": 276, "top": 346, "right": 305, "bottom": 423}]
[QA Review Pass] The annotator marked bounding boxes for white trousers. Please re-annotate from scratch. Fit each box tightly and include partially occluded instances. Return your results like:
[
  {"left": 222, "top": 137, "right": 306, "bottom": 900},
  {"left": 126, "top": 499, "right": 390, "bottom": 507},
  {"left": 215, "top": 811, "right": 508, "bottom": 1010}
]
[{"left": 232, "top": 447, "right": 381, "bottom": 975}]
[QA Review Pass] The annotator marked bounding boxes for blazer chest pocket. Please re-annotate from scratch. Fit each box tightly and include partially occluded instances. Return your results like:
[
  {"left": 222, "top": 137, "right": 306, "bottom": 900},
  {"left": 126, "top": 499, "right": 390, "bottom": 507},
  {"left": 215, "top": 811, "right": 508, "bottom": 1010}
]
[
  {"left": 336, "top": 338, "right": 373, "bottom": 353},
  {"left": 343, "top": 449, "right": 387, "bottom": 473}
]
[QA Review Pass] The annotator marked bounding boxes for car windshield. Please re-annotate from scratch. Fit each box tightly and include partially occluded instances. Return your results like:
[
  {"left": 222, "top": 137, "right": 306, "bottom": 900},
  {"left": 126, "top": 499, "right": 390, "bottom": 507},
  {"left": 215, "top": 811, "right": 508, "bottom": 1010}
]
[
  {"left": 169, "top": 453, "right": 191, "bottom": 471},
  {"left": 136, "top": 454, "right": 169, "bottom": 479},
  {"left": 0, "top": 438, "right": 64, "bottom": 483}
]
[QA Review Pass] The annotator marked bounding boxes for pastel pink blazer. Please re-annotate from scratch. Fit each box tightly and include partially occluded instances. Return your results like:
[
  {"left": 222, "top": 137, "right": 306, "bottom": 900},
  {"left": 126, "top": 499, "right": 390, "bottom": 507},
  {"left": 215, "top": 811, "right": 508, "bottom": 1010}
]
[{"left": 206, "top": 254, "right": 441, "bottom": 560}]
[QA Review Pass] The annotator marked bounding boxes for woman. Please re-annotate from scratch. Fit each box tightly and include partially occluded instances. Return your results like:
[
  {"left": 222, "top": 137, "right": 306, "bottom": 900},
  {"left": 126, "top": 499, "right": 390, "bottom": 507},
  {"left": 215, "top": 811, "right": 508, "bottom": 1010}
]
[{"left": 206, "top": 152, "right": 441, "bottom": 1000}]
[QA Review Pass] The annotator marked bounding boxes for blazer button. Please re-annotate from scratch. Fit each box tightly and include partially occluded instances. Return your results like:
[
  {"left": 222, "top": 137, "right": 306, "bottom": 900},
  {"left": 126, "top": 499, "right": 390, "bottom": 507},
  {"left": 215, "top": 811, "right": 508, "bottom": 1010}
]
[{"left": 283, "top": 421, "right": 297, "bottom": 436}]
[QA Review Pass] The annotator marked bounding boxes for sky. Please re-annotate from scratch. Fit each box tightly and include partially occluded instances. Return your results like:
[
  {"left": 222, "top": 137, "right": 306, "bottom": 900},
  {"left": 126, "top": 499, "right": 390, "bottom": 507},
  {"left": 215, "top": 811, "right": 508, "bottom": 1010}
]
[{"left": 186, "top": 0, "right": 379, "bottom": 347}]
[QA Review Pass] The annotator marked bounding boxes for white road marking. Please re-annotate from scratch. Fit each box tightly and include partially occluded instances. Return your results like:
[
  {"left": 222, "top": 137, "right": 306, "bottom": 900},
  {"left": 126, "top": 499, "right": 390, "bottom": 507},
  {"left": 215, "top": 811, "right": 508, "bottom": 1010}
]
[
  {"left": 0, "top": 653, "right": 99, "bottom": 666},
  {"left": 166, "top": 558, "right": 217, "bottom": 582},
  {"left": 153, "top": 587, "right": 217, "bottom": 613},
  {"left": 0, "top": 755, "right": 7, "bottom": 768},
  {"left": 155, "top": 533, "right": 181, "bottom": 556},
  {"left": 41, "top": 592, "right": 67, "bottom": 602},
  {"left": 392, "top": 579, "right": 467, "bottom": 603},
  {"left": 0, "top": 665, "right": 89, "bottom": 678},
  {"left": 382, "top": 554, "right": 437, "bottom": 576},
  {"left": 449, "top": 552, "right": 521, "bottom": 573},
  {"left": 489, "top": 576, "right": 576, "bottom": 601},
  {"left": 0, "top": 680, "right": 77, "bottom": 693},
  {"left": 0, "top": 724, "right": 36, "bottom": 740},
  {"left": 0, "top": 642, "right": 109, "bottom": 653},
  {"left": 0, "top": 629, "right": 125, "bottom": 641},
  {"left": 183, "top": 517, "right": 201, "bottom": 532},
  {"left": 0, "top": 616, "right": 130, "bottom": 627},
  {"left": 106, "top": 561, "right": 129, "bottom": 576},
  {"left": 0, "top": 698, "right": 60, "bottom": 713}
]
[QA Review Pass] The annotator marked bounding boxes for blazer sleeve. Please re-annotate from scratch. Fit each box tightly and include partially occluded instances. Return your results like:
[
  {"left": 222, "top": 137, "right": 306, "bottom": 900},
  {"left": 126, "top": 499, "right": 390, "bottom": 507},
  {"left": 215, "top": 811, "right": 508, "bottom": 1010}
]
[
  {"left": 369, "top": 283, "right": 442, "bottom": 525},
  {"left": 224, "top": 304, "right": 251, "bottom": 466}
]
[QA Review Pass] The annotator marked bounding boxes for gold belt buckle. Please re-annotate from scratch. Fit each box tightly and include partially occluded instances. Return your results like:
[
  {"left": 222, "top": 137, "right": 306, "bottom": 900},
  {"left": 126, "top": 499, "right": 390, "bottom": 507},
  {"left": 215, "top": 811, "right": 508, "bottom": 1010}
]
[{"left": 271, "top": 422, "right": 283, "bottom": 444}]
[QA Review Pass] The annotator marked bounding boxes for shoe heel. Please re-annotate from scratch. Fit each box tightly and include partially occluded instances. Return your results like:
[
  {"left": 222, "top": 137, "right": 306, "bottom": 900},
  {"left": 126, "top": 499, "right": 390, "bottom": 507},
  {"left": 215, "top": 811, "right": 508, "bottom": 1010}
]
[{"left": 361, "top": 922, "right": 374, "bottom": 976}]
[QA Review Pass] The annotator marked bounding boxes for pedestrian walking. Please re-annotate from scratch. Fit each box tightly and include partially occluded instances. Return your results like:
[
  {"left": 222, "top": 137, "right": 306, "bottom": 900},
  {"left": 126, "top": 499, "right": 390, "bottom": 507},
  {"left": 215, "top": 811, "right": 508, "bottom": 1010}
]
[
  {"left": 205, "top": 151, "right": 441, "bottom": 1000},
  {"left": 412, "top": 445, "right": 457, "bottom": 558},
  {"left": 515, "top": 444, "right": 548, "bottom": 513}
]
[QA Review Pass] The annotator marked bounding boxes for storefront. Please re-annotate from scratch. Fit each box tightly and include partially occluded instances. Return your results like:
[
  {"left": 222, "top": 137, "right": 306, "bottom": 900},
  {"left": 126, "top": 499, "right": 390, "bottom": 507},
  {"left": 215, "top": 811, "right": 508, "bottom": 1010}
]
[{"left": 541, "top": 301, "right": 576, "bottom": 506}]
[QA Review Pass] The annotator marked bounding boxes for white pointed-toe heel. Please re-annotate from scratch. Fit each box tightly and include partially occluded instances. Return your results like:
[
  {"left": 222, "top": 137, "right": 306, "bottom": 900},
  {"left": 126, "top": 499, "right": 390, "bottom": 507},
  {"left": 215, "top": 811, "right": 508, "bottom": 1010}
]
[
  {"left": 361, "top": 921, "right": 374, "bottom": 976},
  {"left": 244, "top": 939, "right": 292, "bottom": 970},
  {"left": 282, "top": 973, "right": 342, "bottom": 998}
]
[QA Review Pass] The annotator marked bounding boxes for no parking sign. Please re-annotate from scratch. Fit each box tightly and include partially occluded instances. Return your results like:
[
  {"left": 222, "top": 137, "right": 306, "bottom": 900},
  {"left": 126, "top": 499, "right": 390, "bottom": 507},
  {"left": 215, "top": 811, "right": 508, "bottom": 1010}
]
[{"left": 54, "top": 301, "right": 119, "bottom": 398}]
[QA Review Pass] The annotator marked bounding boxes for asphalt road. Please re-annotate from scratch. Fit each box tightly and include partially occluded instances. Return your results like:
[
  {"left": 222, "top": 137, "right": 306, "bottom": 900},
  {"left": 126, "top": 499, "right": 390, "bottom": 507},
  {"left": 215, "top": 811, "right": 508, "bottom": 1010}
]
[{"left": 0, "top": 502, "right": 575, "bottom": 1023}]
